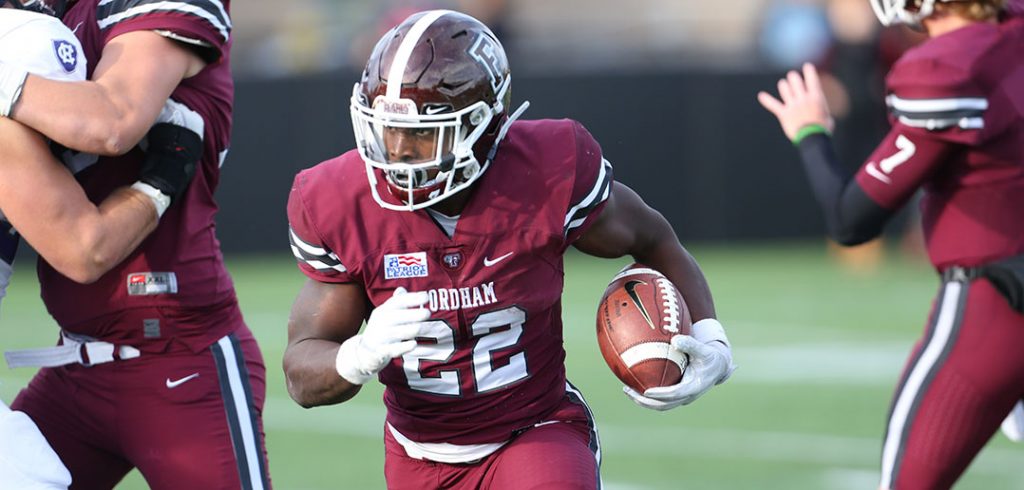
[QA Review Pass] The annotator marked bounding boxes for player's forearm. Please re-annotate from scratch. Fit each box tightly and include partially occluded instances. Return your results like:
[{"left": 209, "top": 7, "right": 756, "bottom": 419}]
[
  {"left": 13, "top": 76, "right": 153, "bottom": 156},
  {"left": 632, "top": 230, "right": 716, "bottom": 322},
  {"left": 283, "top": 339, "right": 362, "bottom": 408},
  {"left": 37, "top": 187, "right": 157, "bottom": 284},
  {"left": 0, "top": 119, "right": 155, "bottom": 283},
  {"left": 796, "top": 133, "right": 891, "bottom": 246},
  {"left": 87, "top": 187, "right": 159, "bottom": 274}
]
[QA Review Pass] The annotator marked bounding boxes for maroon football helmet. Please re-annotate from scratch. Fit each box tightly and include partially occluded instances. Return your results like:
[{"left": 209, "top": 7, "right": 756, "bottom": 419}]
[
  {"left": 350, "top": 9, "right": 525, "bottom": 211},
  {"left": 3, "top": 0, "right": 69, "bottom": 17}
]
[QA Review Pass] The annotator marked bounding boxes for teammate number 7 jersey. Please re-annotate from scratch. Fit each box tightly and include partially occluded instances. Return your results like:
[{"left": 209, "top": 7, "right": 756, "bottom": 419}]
[{"left": 288, "top": 119, "right": 612, "bottom": 446}]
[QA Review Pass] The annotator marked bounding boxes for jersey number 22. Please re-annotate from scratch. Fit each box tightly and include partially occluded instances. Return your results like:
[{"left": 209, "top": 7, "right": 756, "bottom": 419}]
[{"left": 401, "top": 306, "right": 528, "bottom": 396}]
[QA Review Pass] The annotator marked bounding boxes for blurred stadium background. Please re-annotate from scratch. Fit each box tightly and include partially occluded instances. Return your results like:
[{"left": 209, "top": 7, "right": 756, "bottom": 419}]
[{"left": 2, "top": 0, "right": 1023, "bottom": 488}]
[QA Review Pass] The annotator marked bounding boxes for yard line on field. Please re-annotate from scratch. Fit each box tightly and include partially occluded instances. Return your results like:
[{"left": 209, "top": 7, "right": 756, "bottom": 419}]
[
  {"left": 733, "top": 342, "right": 908, "bottom": 385},
  {"left": 601, "top": 424, "right": 881, "bottom": 466},
  {"left": 265, "top": 397, "right": 385, "bottom": 438},
  {"left": 262, "top": 397, "right": 1023, "bottom": 477},
  {"left": 601, "top": 482, "right": 652, "bottom": 490},
  {"left": 599, "top": 425, "right": 1022, "bottom": 477},
  {"left": 725, "top": 319, "right": 923, "bottom": 340},
  {"left": 822, "top": 468, "right": 881, "bottom": 489}
]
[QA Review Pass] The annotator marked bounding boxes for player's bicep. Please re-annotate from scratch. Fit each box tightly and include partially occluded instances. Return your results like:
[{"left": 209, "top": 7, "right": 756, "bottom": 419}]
[
  {"left": 287, "top": 280, "right": 368, "bottom": 346},
  {"left": 574, "top": 183, "right": 670, "bottom": 259},
  {"left": 91, "top": 31, "right": 205, "bottom": 142},
  {"left": 284, "top": 279, "right": 368, "bottom": 406},
  {"left": 854, "top": 125, "right": 953, "bottom": 210}
]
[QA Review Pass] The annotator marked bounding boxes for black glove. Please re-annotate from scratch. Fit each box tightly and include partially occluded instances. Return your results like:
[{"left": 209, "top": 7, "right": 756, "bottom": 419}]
[{"left": 138, "top": 122, "right": 202, "bottom": 202}]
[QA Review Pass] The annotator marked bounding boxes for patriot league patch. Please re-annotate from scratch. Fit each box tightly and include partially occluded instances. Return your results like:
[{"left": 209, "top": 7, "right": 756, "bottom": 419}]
[{"left": 384, "top": 252, "right": 429, "bottom": 279}]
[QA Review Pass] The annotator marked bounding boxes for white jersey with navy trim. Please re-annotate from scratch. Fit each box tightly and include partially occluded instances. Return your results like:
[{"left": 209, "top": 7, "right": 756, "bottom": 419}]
[{"left": 0, "top": 10, "right": 86, "bottom": 82}]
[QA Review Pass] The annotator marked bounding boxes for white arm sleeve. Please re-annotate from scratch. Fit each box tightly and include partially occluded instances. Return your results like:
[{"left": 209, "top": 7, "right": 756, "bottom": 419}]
[{"left": 0, "top": 9, "right": 86, "bottom": 82}]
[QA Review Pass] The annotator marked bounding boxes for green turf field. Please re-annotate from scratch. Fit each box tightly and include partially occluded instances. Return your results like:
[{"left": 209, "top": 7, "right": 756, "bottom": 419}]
[{"left": 1, "top": 242, "right": 1021, "bottom": 489}]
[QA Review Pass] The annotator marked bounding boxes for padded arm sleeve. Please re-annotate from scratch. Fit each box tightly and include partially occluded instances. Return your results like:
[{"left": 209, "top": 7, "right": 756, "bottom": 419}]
[{"left": 796, "top": 133, "right": 894, "bottom": 246}]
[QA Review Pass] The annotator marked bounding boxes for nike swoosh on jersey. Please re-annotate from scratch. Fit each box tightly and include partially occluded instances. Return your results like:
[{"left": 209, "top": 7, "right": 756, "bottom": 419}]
[
  {"left": 165, "top": 373, "right": 200, "bottom": 389},
  {"left": 483, "top": 252, "right": 513, "bottom": 267}
]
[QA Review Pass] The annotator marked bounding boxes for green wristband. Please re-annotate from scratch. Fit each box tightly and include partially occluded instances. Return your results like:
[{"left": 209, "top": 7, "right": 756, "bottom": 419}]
[{"left": 792, "top": 124, "right": 830, "bottom": 146}]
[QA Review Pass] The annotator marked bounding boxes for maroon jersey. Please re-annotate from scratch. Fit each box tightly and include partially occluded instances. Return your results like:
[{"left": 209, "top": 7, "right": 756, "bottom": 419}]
[
  {"left": 38, "top": 0, "right": 238, "bottom": 349},
  {"left": 288, "top": 119, "right": 612, "bottom": 445},
  {"left": 854, "top": 17, "right": 1024, "bottom": 269}
]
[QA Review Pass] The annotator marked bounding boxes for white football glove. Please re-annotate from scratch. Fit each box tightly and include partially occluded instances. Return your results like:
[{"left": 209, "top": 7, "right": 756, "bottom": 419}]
[
  {"left": 335, "top": 287, "right": 429, "bottom": 385},
  {"left": 625, "top": 318, "right": 736, "bottom": 411}
]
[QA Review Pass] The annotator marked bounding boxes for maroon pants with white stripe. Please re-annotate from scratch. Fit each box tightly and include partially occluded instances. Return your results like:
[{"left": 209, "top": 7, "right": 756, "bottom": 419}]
[
  {"left": 12, "top": 326, "right": 271, "bottom": 490},
  {"left": 880, "top": 276, "right": 1024, "bottom": 489},
  {"left": 384, "top": 389, "right": 602, "bottom": 490}
]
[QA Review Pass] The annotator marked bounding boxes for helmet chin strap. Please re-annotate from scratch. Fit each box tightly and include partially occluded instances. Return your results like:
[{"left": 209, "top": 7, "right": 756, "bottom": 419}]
[
  {"left": 438, "top": 154, "right": 456, "bottom": 173},
  {"left": 485, "top": 101, "right": 530, "bottom": 165}
]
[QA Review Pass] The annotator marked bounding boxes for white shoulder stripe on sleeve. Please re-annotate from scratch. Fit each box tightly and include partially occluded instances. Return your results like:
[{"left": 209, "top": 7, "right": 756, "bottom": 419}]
[
  {"left": 289, "top": 227, "right": 326, "bottom": 256},
  {"left": 98, "top": 0, "right": 231, "bottom": 42},
  {"left": 886, "top": 94, "right": 987, "bottom": 131},
  {"left": 896, "top": 115, "right": 985, "bottom": 131},
  {"left": 289, "top": 227, "right": 347, "bottom": 273},
  {"left": 564, "top": 158, "right": 613, "bottom": 237},
  {"left": 886, "top": 95, "right": 988, "bottom": 113}
]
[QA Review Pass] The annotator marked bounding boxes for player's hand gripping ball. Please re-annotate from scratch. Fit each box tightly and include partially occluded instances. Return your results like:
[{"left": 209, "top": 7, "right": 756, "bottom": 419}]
[{"left": 596, "top": 264, "right": 692, "bottom": 392}]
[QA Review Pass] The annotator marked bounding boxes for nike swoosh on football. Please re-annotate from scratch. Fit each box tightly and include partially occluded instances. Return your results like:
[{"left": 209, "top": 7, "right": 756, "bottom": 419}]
[
  {"left": 166, "top": 373, "right": 200, "bottom": 389},
  {"left": 483, "top": 252, "right": 513, "bottom": 267},
  {"left": 624, "top": 280, "right": 656, "bottom": 329}
]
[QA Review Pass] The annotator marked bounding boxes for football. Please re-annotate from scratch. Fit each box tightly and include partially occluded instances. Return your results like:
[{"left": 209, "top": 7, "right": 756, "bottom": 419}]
[{"left": 596, "top": 264, "right": 692, "bottom": 393}]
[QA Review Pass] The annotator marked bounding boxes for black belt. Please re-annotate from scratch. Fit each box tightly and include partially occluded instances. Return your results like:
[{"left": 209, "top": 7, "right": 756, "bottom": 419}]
[{"left": 942, "top": 255, "right": 1024, "bottom": 313}]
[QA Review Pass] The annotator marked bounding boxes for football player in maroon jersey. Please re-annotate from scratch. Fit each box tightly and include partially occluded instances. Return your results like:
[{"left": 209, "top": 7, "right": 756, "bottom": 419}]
[
  {"left": 0, "top": 8, "right": 203, "bottom": 490},
  {"left": 0, "top": 0, "right": 271, "bottom": 488},
  {"left": 0, "top": 5, "right": 200, "bottom": 293},
  {"left": 285, "top": 10, "right": 736, "bottom": 490},
  {"left": 758, "top": 0, "right": 1024, "bottom": 488}
]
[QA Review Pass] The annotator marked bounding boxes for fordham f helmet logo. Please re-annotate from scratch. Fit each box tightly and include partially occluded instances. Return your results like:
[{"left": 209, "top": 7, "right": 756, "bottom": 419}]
[{"left": 469, "top": 33, "right": 503, "bottom": 92}]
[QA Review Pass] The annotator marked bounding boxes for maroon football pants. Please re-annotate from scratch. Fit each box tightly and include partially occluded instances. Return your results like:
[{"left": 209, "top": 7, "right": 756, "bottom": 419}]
[
  {"left": 880, "top": 275, "right": 1024, "bottom": 489},
  {"left": 384, "top": 388, "right": 601, "bottom": 490},
  {"left": 12, "top": 327, "right": 271, "bottom": 490}
]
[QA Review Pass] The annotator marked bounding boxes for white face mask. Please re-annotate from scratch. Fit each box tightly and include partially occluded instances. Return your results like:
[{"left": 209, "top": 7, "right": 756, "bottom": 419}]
[
  {"left": 869, "top": 0, "right": 938, "bottom": 27},
  {"left": 350, "top": 77, "right": 512, "bottom": 211}
]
